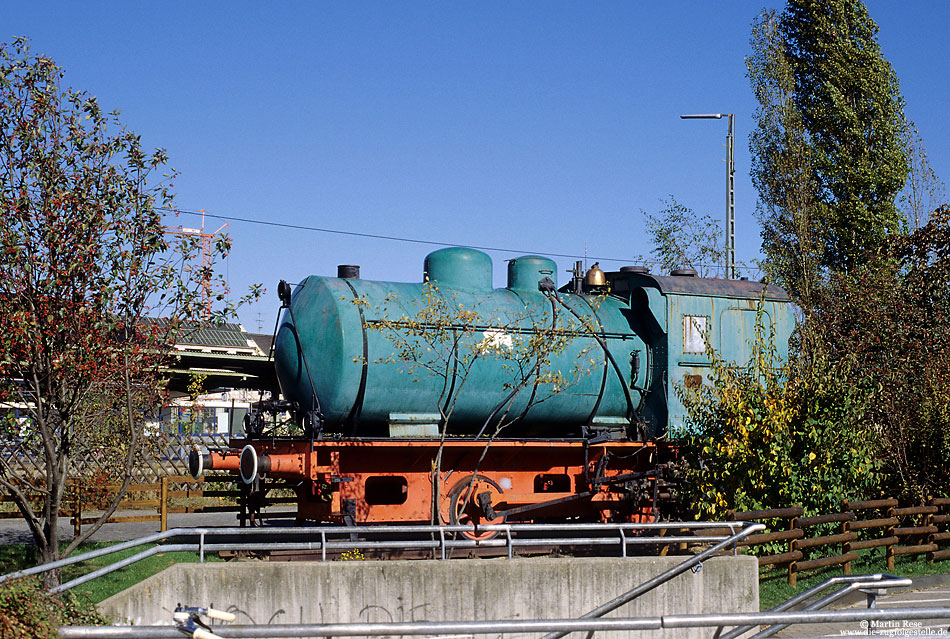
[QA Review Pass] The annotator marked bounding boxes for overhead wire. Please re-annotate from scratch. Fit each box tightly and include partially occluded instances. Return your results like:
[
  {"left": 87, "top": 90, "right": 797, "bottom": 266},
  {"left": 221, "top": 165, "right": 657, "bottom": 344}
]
[
  {"left": 159, "top": 206, "right": 635, "bottom": 264},
  {"left": 160, "top": 206, "right": 762, "bottom": 275}
]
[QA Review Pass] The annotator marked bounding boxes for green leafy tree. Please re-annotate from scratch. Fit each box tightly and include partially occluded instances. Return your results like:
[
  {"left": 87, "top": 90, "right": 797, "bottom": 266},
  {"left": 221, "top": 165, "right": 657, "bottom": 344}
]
[
  {"left": 640, "top": 197, "right": 724, "bottom": 277},
  {"left": 781, "top": 0, "right": 909, "bottom": 271},
  {"left": 0, "top": 38, "right": 255, "bottom": 585},
  {"left": 748, "top": 10, "right": 823, "bottom": 310},
  {"left": 750, "top": 0, "right": 909, "bottom": 282},
  {"left": 683, "top": 0, "right": 948, "bottom": 522}
]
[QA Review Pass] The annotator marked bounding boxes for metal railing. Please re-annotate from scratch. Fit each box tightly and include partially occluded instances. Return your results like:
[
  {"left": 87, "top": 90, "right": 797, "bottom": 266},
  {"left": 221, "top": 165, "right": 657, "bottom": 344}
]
[
  {"left": 42, "top": 521, "right": 944, "bottom": 639},
  {"left": 0, "top": 520, "right": 762, "bottom": 594},
  {"left": 59, "top": 605, "right": 950, "bottom": 638},
  {"left": 720, "top": 572, "right": 912, "bottom": 639},
  {"left": 540, "top": 523, "right": 765, "bottom": 639}
]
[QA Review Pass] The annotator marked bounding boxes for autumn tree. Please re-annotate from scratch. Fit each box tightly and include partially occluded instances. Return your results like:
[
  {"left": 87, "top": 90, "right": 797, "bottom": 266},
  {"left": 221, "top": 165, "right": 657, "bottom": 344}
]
[
  {"left": 675, "top": 313, "right": 880, "bottom": 519},
  {"left": 811, "top": 206, "right": 950, "bottom": 499},
  {"left": 0, "top": 38, "right": 242, "bottom": 584}
]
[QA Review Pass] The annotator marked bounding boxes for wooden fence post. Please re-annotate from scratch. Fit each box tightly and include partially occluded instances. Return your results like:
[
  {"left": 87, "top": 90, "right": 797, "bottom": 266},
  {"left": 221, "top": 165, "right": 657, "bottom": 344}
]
[
  {"left": 886, "top": 504, "right": 896, "bottom": 571},
  {"left": 788, "top": 509, "right": 799, "bottom": 588},
  {"left": 72, "top": 483, "right": 82, "bottom": 538},
  {"left": 926, "top": 497, "right": 935, "bottom": 564},
  {"left": 842, "top": 502, "right": 852, "bottom": 575},
  {"left": 160, "top": 476, "right": 168, "bottom": 532},
  {"left": 931, "top": 498, "right": 950, "bottom": 561}
]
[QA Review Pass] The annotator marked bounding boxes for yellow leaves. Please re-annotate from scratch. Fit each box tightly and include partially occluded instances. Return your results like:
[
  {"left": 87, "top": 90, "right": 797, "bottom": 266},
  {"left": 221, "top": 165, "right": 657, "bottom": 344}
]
[{"left": 186, "top": 372, "right": 207, "bottom": 400}]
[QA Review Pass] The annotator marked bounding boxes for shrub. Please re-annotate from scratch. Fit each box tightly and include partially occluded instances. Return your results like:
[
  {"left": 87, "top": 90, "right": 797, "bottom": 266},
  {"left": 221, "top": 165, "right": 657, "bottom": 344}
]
[
  {"left": 673, "top": 312, "right": 882, "bottom": 521},
  {"left": 0, "top": 577, "right": 110, "bottom": 638},
  {"left": 811, "top": 207, "right": 950, "bottom": 499}
]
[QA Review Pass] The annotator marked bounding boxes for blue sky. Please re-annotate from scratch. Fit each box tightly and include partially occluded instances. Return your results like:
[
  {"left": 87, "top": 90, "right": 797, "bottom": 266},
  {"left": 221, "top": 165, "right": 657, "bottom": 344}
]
[{"left": 6, "top": 2, "right": 949, "bottom": 331}]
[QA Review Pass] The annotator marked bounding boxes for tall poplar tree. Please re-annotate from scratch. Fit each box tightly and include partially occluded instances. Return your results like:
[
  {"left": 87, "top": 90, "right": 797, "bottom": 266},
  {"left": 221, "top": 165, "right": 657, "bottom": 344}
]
[
  {"left": 751, "top": 0, "right": 909, "bottom": 278},
  {"left": 744, "top": 3, "right": 950, "bottom": 500},
  {"left": 748, "top": 10, "right": 822, "bottom": 309}
]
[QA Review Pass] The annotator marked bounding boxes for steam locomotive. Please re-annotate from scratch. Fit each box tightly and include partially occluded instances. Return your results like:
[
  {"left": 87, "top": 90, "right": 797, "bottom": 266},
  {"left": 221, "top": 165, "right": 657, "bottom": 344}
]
[{"left": 193, "top": 247, "right": 793, "bottom": 531}]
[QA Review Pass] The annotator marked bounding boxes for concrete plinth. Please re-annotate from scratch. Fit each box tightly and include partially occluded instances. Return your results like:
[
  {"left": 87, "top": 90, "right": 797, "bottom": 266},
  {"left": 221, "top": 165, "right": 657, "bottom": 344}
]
[{"left": 100, "top": 555, "right": 758, "bottom": 638}]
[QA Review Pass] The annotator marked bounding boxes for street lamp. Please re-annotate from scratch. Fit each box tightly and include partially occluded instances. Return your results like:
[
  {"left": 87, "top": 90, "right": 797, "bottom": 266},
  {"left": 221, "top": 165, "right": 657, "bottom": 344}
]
[{"left": 680, "top": 113, "right": 735, "bottom": 279}]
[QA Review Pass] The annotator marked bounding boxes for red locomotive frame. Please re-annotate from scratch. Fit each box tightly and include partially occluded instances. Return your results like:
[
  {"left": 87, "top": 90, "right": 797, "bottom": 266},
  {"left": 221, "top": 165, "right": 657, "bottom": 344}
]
[{"left": 202, "top": 437, "right": 672, "bottom": 536}]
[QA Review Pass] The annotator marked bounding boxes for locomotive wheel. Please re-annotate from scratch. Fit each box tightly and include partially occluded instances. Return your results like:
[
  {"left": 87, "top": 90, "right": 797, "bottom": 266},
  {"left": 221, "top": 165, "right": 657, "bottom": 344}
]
[{"left": 445, "top": 474, "right": 506, "bottom": 541}]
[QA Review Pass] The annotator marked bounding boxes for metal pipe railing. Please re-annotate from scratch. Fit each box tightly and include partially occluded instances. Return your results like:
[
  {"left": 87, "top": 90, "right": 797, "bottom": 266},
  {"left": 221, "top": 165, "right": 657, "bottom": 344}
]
[
  {"left": 0, "top": 521, "right": 756, "bottom": 593},
  {"left": 59, "top": 605, "right": 950, "bottom": 638},
  {"left": 53, "top": 545, "right": 197, "bottom": 594},
  {"left": 0, "top": 528, "right": 180, "bottom": 587},
  {"left": 540, "top": 522, "right": 765, "bottom": 639},
  {"left": 719, "top": 573, "right": 911, "bottom": 639}
]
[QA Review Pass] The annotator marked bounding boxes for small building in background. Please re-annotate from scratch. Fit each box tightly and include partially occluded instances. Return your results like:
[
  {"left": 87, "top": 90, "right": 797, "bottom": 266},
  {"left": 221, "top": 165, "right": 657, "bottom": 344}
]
[{"left": 155, "top": 322, "right": 278, "bottom": 437}]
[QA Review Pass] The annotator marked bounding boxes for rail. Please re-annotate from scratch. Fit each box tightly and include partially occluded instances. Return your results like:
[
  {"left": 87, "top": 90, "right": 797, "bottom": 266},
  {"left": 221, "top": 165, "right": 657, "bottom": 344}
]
[
  {"left": 0, "top": 521, "right": 761, "bottom": 595},
  {"left": 58, "top": 605, "right": 950, "bottom": 638},
  {"left": 540, "top": 522, "right": 764, "bottom": 639},
  {"left": 719, "top": 572, "right": 912, "bottom": 639}
]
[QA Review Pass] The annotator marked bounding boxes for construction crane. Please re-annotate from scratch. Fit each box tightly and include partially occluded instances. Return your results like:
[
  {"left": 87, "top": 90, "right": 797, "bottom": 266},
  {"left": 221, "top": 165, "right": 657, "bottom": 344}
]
[{"left": 164, "top": 210, "right": 229, "bottom": 319}]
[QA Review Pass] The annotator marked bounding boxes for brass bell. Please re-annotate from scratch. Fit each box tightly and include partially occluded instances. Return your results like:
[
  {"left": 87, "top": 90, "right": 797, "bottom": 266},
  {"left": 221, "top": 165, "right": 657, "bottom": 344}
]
[{"left": 584, "top": 262, "right": 606, "bottom": 287}]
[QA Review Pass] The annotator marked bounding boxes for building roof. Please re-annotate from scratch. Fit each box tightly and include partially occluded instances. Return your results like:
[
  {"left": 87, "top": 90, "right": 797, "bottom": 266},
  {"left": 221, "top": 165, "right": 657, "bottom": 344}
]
[
  {"left": 610, "top": 272, "right": 791, "bottom": 301},
  {"left": 142, "top": 318, "right": 266, "bottom": 356},
  {"left": 140, "top": 318, "right": 278, "bottom": 392},
  {"left": 177, "top": 323, "right": 258, "bottom": 351},
  {"left": 248, "top": 333, "right": 275, "bottom": 355}
]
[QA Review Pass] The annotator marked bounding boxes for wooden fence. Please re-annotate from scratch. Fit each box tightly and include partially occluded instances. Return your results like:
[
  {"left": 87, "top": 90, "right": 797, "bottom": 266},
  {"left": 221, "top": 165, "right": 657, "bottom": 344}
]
[
  {"left": 1, "top": 475, "right": 237, "bottom": 534},
  {"left": 0, "top": 474, "right": 302, "bottom": 535},
  {"left": 725, "top": 497, "right": 950, "bottom": 586},
  {"left": 0, "top": 431, "right": 297, "bottom": 537},
  {"left": 70, "top": 475, "right": 240, "bottom": 535}
]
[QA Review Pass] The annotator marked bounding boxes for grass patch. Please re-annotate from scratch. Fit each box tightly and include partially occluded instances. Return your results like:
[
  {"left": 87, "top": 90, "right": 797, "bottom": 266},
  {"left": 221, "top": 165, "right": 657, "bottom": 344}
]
[
  {"left": 0, "top": 542, "right": 222, "bottom": 604},
  {"left": 759, "top": 548, "right": 950, "bottom": 609}
]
